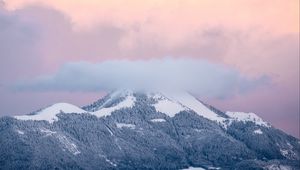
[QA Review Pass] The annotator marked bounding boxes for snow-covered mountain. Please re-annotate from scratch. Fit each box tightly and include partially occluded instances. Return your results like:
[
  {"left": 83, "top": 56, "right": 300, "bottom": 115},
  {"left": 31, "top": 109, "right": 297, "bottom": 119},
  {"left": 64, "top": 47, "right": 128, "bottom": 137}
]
[{"left": 1, "top": 90, "right": 299, "bottom": 169}]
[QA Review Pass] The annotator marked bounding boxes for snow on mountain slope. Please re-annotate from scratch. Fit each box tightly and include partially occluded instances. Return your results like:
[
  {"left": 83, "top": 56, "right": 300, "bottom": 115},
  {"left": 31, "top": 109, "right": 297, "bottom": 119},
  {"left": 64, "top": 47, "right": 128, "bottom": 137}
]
[
  {"left": 150, "top": 118, "right": 166, "bottom": 122},
  {"left": 14, "top": 91, "right": 136, "bottom": 122},
  {"left": 13, "top": 90, "right": 269, "bottom": 129},
  {"left": 116, "top": 123, "right": 136, "bottom": 129},
  {"left": 39, "top": 128, "right": 81, "bottom": 155},
  {"left": 14, "top": 103, "right": 87, "bottom": 123},
  {"left": 149, "top": 92, "right": 270, "bottom": 129},
  {"left": 92, "top": 94, "right": 136, "bottom": 117},
  {"left": 182, "top": 167, "right": 206, "bottom": 170},
  {"left": 98, "top": 89, "right": 133, "bottom": 109},
  {"left": 254, "top": 129, "right": 263, "bottom": 134},
  {"left": 148, "top": 93, "right": 186, "bottom": 117},
  {"left": 161, "top": 92, "right": 227, "bottom": 125},
  {"left": 226, "top": 111, "right": 271, "bottom": 127}
]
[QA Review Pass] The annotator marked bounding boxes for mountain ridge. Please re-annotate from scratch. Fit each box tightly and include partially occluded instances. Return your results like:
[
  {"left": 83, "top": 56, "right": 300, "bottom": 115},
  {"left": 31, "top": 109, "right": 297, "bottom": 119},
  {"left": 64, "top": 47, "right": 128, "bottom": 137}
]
[{"left": 13, "top": 90, "right": 269, "bottom": 128}]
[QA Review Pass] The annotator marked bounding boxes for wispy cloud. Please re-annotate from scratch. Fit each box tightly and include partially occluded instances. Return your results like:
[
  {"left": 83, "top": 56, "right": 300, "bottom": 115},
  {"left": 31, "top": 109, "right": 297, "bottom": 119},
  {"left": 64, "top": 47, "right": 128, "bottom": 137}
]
[{"left": 15, "top": 59, "right": 270, "bottom": 98}]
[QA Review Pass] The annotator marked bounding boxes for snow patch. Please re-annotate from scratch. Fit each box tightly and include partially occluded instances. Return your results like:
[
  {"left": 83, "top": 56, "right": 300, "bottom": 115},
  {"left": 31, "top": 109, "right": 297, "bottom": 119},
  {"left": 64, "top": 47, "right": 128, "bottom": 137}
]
[
  {"left": 40, "top": 128, "right": 57, "bottom": 136},
  {"left": 105, "top": 158, "right": 117, "bottom": 167},
  {"left": 92, "top": 95, "right": 136, "bottom": 117},
  {"left": 99, "top": 154, "right": 117, "bottom": 167},
  {"left": 149, "top": 93, "right": 186, "bottom": 117},
  {"left": 280, "top": 148, "right": 297, "bottom": 160},
  {"left": 116, "top": 123, "right": 135, "bottom": 129},
  {"left": 14, "top": 103, "right": 86, "bottom": 123},
  {"left": 266, "top": 164, "right": 293, "bottom": 170},
  {"left": 287, "top": 142, "right": 293, "bottom": 148},
  {"left": 254, "top": 129, "right": 263, "bottom": 134},
  {"left": 98, "top": 89, "right": 133, "bottom": 109},
  {"left": 106, "top": 127, "right": 114, "bottom": 136},
  {"left": 114, "top": 138, "right": 122, "bottom": 150},
  {"left": 150, "top": 118, "right": 166, "bottom": 122},
  {"left": 182, "top": 167, "right": 206, "bottom": 170},
  {"left": 225, "top": 111, "right": 270, "bottom": 127},
  {"left": 208, "top": 167, "right": 221, "bottom": 170},
  {"left": 194, "top": 129, "right": 204, "bottom": 133},
  {"left": 280, "top": 149, "right": 289, "bottom": 157},
  {"left": 16, "top": 130, "right": 24, "bottom": 135},
  {"left": 154, "top": 99, "right": 186, "bottom": 117},
  {"left": 56, "top": 134, "right": 80, "bottom": 155},
  {"left": 165, "top": 92, "right": 227, "bottom": 125},
  {"left": 39, "top": 128, "right": 80, "bottom": 155}
]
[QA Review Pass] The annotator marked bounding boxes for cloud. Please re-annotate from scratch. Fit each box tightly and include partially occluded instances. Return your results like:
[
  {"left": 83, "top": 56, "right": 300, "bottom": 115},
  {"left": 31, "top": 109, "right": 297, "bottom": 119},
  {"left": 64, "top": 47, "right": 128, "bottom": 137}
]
[
  {"left": 0, "top": 3, "right": 125, "bottom": 81},
  {"left": 14, "top": 59, "right": 270, "bottom": 98},
  {"left": 0, "top": 4, "right": 40, "bottom": 81}
]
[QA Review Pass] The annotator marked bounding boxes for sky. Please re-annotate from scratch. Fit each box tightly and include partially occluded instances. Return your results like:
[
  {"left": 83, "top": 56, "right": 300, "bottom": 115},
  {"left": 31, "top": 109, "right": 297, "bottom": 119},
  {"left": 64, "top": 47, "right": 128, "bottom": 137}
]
[{"left": 0, "top": 0, "right": 299, "bottom": 137}]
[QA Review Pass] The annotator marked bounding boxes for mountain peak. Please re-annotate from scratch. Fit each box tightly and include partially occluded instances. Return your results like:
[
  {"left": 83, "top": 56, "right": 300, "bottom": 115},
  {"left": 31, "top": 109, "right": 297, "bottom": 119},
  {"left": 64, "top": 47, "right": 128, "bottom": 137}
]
[{"left": 14, "top": 103, "right": 86, "bottom": 123}]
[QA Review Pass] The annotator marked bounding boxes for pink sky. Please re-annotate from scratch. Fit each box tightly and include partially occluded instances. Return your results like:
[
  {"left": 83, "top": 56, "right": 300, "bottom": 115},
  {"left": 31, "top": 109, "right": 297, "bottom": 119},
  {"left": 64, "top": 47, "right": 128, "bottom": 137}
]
[{"left": 0, "top": 0, "right": 299, "bottom": 137}]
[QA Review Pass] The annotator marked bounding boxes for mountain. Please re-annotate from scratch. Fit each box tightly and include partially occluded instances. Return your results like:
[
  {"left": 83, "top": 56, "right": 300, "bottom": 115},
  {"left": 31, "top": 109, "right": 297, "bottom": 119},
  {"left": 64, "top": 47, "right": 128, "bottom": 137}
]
[{"left": 0, "top": 90, "right": 299, "bottom": 170}]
